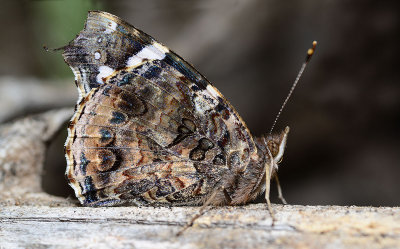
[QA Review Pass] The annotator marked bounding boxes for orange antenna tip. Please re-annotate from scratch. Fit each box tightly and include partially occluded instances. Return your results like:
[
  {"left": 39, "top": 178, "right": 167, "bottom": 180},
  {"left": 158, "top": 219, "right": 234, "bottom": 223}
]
[{"left": 306, "top": 40, "right": 317, "bottom": 62}]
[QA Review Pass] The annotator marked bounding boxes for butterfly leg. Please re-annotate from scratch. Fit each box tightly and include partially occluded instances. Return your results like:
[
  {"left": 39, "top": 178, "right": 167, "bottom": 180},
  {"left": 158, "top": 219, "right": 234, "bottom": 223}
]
[
  {"left": 264, "top": 146, "right": 276, "bottom": 225},
  {"left": 265, "top": 179, "right": 276, "bottom": 226},
  {"left": 176, "top": 185, "right": 228, "bottom": 236},
  {"left": 274, "top": 174, "right": 288, "bottom": 205}
]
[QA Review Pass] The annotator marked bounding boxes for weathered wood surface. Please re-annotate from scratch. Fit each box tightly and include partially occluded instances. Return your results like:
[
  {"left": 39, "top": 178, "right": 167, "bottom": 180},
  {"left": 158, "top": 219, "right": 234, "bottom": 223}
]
[
  {"left": 1, "top": 203, "right": 399, "bottom": 249},
  {"left": 0, "top": 108, "right": 399, "bottom": 249}
]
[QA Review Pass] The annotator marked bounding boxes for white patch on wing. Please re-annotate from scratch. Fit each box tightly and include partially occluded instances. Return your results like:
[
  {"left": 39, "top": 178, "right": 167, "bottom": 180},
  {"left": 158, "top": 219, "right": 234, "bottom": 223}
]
[
  {"left": 126, "top": 44, "right": 167, "bottom": 68},
  {"left": 94, "top": 52, "right": 101, "bottom": 60},
  {"left": 96, "top": 66, "right": 114, "bottom": 84}
]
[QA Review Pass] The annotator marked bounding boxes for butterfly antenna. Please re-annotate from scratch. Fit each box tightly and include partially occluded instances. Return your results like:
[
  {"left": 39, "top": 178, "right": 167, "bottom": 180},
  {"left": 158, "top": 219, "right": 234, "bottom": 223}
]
[
  {"left": 43, "top": 44, "right": 66, "bottom": 52},
  {"left": 269, "top": 41, "right": 317, "bottom": 134}
]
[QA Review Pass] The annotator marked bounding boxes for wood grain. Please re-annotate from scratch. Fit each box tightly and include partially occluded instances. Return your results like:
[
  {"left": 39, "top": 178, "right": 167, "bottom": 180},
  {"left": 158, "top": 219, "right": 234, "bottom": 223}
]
[{"left": 1, "top": 203, "right": 399, "bottom": 249}]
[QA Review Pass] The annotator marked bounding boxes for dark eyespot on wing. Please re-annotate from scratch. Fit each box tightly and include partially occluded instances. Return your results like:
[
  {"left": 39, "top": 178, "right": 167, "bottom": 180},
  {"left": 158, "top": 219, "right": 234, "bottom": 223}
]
[
  {"left": 109, "top": 111, "right": 127, "bottom": 124},
  {"left": 96, "top": 149, "right": 116, "bottom": 172},
  {"left": 189, "top": 138, "right": 214, "bottom": 161},
  {"left": 99, "top": 127, "right": 113, "bottom": 143},
  {"left": 117, "top": 91, "right": 147, "bottom": 115},
  {"left": 80, "top": 152, "right": 90, "bottom": 174},
  {"left": 199, "top": 138, "right": 214, "bottom": 151}
]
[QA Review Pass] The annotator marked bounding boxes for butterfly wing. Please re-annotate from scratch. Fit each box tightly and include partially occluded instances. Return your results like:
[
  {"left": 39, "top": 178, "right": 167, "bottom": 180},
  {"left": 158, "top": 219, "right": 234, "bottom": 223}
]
[{"left": 64, "top": 11, "right": 256, "bottom": 206}]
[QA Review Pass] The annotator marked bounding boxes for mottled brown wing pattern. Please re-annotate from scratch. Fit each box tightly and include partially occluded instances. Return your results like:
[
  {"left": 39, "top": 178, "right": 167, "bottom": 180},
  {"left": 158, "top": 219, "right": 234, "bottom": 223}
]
[
  {"left": 67, "top": 73, "right": 225, "bottom": 206},
  {"left": 64, "top": 11, "right": 260, "bottom": 206}
]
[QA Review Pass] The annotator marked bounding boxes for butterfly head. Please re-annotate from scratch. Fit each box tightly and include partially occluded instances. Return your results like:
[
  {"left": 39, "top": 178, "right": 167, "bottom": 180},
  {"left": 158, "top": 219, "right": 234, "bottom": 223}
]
[
  {"left": 231, "top": 126, "right": 290, "bottom": 205},
  {"left": 261, "top": 126, "right": 290, "bottom": 170}
]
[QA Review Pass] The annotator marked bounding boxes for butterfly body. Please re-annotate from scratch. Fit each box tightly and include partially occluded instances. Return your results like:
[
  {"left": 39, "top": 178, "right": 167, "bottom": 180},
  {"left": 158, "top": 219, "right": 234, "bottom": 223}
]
[{"left": 63, "top": 11, "right": 288, "bottom": 207}]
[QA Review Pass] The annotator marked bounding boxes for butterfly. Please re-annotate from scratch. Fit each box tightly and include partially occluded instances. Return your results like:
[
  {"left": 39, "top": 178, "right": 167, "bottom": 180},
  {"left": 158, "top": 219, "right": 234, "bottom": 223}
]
[{"left": 62, "top": 11, "right": 290, "bottom": 208}]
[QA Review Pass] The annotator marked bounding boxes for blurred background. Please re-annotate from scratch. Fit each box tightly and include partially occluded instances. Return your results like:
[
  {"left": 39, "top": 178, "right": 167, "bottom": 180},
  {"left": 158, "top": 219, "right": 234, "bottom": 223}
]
[{"left": 1, "top": 0, "right": 399, "bottom": 207}]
